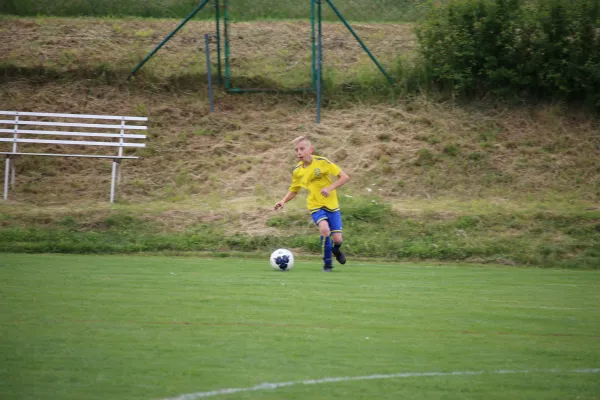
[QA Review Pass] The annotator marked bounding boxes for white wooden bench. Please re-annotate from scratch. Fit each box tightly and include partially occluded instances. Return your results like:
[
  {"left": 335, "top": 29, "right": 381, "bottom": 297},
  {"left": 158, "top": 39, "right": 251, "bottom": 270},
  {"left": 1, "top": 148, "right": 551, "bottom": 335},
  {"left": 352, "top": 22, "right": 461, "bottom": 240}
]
[{"left": 0, "top": 111, "right": 148, "bottom": 203}]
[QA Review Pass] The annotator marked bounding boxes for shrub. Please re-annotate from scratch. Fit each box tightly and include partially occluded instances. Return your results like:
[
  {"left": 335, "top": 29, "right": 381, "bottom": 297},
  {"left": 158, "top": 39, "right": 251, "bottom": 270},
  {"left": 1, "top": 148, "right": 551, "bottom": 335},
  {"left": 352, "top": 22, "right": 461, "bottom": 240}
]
[
  {"left": 416, "top": 0, "right": 600, "bottom": 107},
  {"left": 415, "top": 148, "right": 438, "bottom": 166}
]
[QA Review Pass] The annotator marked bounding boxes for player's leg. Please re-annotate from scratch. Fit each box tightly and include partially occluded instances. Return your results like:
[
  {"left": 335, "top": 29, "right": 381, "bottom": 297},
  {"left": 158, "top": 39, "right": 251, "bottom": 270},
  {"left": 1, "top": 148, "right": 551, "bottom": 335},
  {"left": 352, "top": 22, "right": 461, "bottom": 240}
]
[
  {"left": 318, "top": 220, "right": 333, "bottom": 271},
  {"left": 312, "top": 209, "right": 333, "bottom": 271},
  {"left": 331, "top": 232, "right": 346, "bottom": 264},
  {"left": 328, "top": 211, "right": 346, "bottom": 265}
]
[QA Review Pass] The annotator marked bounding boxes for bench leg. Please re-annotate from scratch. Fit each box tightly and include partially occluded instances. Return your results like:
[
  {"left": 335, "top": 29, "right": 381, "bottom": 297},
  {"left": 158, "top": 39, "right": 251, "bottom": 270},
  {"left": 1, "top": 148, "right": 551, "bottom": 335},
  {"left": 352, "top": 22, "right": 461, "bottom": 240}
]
[
  {"left": 11, "top": 161, "right": 15, "bottom": 189},
  {"left": 110, "top": 159, "right": 117, "bottom": 203},
  {"left": 3, "top": 156, "right": 9, "bottom": 201}
]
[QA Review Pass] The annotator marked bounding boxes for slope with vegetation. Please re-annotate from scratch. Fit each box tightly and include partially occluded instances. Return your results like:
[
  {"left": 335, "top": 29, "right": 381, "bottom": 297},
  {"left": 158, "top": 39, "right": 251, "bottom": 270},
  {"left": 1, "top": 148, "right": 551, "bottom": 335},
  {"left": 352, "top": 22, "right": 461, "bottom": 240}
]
[
  {"left": 1, "top": 0, "right": 430, "bottom": 22},
  {"left": 0, "top": 2, "right": 598, "bottom": 268}
]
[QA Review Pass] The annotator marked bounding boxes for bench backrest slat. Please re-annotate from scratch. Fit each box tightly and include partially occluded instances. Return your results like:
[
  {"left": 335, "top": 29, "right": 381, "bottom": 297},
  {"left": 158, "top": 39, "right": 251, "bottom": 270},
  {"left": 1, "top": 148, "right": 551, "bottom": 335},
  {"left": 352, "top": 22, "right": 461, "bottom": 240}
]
[
  {"left": 0, "top": 138, "right": 146, "bottom": 148},
  {"left": 0, "top": 152, "right": 139, "bottom": 159},
  {"left": 0, "top": 111, "right": 148, "bottom": 122},
  {"left": 0, "top": 120, "right": 147, "bottom": 130},
  {"left": 0, "top": 128, "right": 147, "bottom": 139}
]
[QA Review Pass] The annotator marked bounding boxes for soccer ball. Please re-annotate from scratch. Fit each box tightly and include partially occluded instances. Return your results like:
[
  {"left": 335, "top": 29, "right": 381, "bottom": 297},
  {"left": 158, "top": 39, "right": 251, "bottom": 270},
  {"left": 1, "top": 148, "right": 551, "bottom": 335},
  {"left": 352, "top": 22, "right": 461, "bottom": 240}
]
[{"left": 270, "top": 248, "right": 294, "bottom": 271}]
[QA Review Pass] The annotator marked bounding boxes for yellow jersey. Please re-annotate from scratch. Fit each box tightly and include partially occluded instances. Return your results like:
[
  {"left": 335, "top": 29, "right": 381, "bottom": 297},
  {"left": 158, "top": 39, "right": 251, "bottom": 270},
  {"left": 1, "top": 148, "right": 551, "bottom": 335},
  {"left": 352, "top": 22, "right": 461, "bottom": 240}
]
[{"left": 289, "top": 155, "right": 342, "bottom": 212}]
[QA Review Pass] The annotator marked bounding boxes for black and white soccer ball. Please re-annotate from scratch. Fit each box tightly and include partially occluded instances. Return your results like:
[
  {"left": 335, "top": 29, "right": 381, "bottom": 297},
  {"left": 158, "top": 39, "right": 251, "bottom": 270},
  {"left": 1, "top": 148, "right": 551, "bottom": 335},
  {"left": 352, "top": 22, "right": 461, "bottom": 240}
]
[{"left": 270, "top": 248, "right": 294, "bottom": 271}]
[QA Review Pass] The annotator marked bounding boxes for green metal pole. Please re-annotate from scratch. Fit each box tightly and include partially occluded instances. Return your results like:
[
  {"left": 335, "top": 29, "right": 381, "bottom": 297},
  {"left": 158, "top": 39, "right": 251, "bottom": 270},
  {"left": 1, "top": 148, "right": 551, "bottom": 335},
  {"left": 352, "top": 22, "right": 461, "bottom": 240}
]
[
  {"left": 316, "top": 0, "right": 323, "bottom": 123},
  {"left": 223, "top": 0, "right": 231, "bottom": 90},
  {"left": 215, "top": 0, "right": 222, "bottom": 86},
  {"left": 325, "top": 0, "right": 394, "bottom": 85},
  {"left": 311, "top": 0, "right": 317, "bottom": 90},
  {"left": 205, "top": 34, "right": 215, "bottom": 112},
  {"left": 128, "top": 0, "right": 212, "bottom": 80}
]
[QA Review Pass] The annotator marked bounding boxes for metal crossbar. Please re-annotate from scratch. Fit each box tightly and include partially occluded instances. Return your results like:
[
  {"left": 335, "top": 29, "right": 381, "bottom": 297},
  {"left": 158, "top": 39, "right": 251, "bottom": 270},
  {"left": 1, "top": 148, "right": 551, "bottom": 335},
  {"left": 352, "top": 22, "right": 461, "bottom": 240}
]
[{"left": 1, "top": 111, "right": 148, "bottom": 203}]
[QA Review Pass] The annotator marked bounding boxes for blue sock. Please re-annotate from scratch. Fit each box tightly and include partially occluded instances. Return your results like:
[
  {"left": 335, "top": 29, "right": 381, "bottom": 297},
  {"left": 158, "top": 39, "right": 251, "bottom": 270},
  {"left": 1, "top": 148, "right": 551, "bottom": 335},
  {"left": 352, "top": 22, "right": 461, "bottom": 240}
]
[{"left": 321, "top": 236, "right": 333, "bottom": 266}]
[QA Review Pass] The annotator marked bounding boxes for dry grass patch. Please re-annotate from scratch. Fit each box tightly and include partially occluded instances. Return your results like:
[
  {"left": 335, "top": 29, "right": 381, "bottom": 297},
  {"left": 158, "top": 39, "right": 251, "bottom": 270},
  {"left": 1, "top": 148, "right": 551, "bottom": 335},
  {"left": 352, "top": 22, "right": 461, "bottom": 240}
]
[
  {"left": 1, "top": 17, "right": 414, "bottom": 88},
  {"left": 1, "top": 77, "right": 599, "bottom": 206},
  {"left": 1, "top": 16, "right": 599, "bottom": 210}
]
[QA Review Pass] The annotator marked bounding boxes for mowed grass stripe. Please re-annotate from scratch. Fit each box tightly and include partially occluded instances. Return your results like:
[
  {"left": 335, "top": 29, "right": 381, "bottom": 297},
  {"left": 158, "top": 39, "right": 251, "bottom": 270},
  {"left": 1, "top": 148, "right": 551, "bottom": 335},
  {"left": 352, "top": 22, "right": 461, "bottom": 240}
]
[{"left": 1, "top": 253, "right": 599, "bottom": 400}]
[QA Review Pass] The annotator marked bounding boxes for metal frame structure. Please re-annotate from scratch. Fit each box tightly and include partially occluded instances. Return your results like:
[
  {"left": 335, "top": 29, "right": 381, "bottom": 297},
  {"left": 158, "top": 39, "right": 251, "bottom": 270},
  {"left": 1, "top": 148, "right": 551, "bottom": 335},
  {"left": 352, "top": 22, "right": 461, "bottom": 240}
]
[
  {"left": 0, "top": 111, "right": 148, "bottom": 203},
  {"left": 222, "top": 0, "right": 313, "bottom": 93},
  {"left": 128, "top": 0, "right": 394, "bottom": 122}
]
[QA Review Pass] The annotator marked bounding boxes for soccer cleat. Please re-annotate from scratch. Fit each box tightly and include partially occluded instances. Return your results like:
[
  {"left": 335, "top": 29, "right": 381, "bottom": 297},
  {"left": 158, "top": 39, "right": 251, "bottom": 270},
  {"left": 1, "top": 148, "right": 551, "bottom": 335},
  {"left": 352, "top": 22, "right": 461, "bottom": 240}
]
[
  {"left": 323, "top": 265, "right": 333, "bottom": 272},
  {"left": 332, "top": 248, "right": 346, "bottom": 265}
]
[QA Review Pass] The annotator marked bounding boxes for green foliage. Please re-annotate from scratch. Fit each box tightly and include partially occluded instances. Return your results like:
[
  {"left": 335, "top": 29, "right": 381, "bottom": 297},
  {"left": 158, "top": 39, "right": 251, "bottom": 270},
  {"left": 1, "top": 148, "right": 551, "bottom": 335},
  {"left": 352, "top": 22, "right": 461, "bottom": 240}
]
[
  {"left": 1, "top": 200, "right": 598, "bottom": 268},
  {"left": 416, "top": 0, "right": 600, "bottom": 107},
  {"left": 443, "top": 143, "right": 460, "bottom": 156},
  {"left": 104, "top": 214, "right": 142, "bottom": 229},
  {"left": 468, "top": 151, "right": 486, "bottom": 161},
  {"left": 415, "top": 147, "right": 438, "bottom": 166},
  {"left": 414, "top": 134, "right": 441, "bottom": 144},
  {"left": 340, "top": 195, "right": 392, "bottom": 223},
  {"left": 392, "top": 54, "right": 435, "bottom": 94},
  {"left": 1, "top": 0, "right": 432, "bottom": 22}
]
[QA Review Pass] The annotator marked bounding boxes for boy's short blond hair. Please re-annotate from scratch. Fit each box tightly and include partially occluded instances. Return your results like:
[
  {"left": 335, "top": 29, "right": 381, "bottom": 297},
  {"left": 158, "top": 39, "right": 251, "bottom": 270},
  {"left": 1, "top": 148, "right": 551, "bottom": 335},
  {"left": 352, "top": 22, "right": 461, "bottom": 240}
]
[{"left": 292, "top": 135, "right": 312, "bottom": 147}]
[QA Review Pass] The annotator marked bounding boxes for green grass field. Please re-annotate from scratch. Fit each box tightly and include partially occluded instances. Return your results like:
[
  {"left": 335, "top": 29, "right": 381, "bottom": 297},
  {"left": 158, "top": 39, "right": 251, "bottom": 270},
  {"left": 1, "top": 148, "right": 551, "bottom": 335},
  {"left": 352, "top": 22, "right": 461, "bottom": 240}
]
[{"left": 1, "top": 254, "right": 599, "bottom": 399}]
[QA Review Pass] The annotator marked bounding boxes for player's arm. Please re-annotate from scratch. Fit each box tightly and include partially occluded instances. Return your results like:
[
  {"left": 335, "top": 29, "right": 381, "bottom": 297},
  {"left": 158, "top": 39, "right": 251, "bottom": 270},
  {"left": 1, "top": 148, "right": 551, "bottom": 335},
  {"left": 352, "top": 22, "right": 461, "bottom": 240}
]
[
  {"left": 321, "top": 170, "right": 350, "bottom": 197},
  {"left": 274, "top": 191, "right": 298, "bottom": 210}
]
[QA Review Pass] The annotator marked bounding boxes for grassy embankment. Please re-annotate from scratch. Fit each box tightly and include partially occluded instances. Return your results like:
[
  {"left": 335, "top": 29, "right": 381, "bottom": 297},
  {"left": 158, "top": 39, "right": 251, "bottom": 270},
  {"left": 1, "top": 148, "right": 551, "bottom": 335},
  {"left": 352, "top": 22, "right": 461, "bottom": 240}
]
[
  {"left": 1, "top": 0, "right": 430, "bottom": 22},
  {"left": 0, "top": 16, "right": 598, "bottom": 268}
]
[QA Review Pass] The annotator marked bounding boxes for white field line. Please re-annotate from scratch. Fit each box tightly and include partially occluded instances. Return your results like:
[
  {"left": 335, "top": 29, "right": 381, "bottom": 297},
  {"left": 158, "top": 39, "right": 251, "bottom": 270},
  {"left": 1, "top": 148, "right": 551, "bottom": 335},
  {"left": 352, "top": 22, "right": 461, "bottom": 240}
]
[
  {"left": 503, "top": 305, "right": 595, "bottom": 310},
  {"left": 163, "top": 368, "right": 600, "bottom": 400}
]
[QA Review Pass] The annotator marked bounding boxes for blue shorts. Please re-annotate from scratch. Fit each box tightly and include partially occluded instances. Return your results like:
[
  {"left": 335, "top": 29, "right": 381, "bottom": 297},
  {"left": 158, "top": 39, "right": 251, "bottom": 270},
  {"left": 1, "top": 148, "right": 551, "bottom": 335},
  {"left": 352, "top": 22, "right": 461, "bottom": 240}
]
[{"left": 311, "top": 209, "right": 343, "bottom": 233}]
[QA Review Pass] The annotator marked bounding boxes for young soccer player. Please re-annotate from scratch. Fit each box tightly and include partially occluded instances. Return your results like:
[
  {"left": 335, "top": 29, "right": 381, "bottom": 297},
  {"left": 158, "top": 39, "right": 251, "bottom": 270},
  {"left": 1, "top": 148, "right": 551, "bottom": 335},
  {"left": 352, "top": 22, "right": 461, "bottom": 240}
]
[{"left": 274, "top": 136, "right": 350, "bottom": 272}]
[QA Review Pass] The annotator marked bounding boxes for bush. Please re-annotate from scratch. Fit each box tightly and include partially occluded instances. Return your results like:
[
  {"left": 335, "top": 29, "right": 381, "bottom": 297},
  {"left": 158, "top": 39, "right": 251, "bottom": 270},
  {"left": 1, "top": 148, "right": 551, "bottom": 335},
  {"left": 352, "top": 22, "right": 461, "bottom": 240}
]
[{"left": 416, "top": 0, "right": 600, "bottom": 107}]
